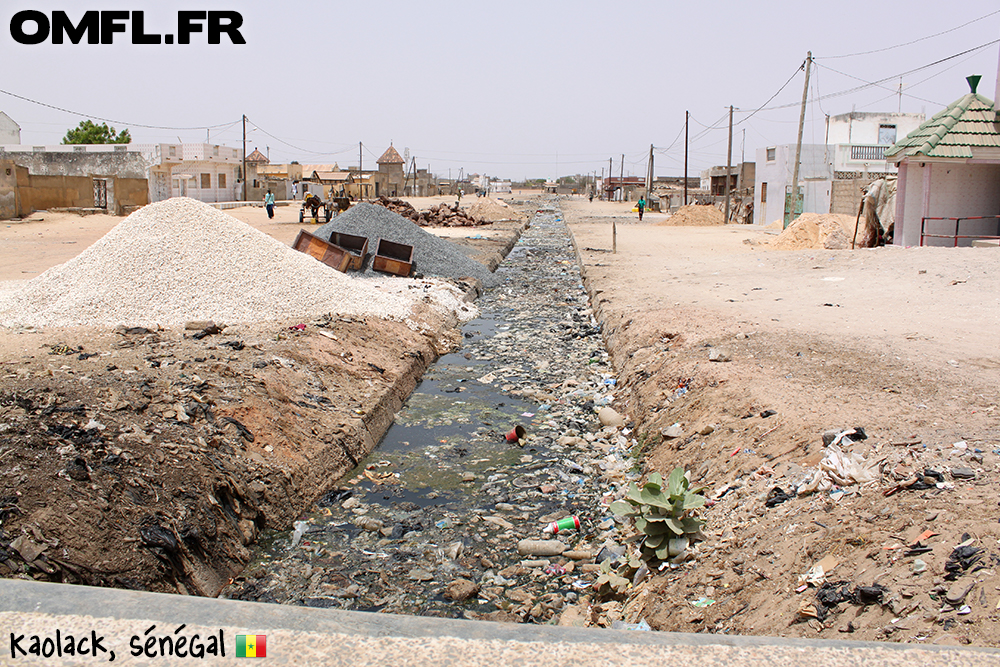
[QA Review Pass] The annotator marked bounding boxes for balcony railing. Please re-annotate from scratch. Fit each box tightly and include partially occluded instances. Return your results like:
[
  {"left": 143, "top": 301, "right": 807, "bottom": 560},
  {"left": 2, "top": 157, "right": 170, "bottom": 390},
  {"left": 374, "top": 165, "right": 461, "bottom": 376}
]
[{"left": 850, "top": 145, "right": 887, "bottom": 161}]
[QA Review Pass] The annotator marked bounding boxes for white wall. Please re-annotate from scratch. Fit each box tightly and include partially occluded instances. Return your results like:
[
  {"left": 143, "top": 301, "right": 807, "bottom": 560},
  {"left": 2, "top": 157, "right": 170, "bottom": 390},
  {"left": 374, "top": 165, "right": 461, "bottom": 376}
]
[
  {"left": 169, "top": 162, "right": 241, "bottom": 203},
  {"left": 827, "top": 112, "right": 924, "bottom": 146},
  {"left": 754, "top": 144, "right": 833, "bottom": 225},
  {"left": 895, "top": 161, "right": 1000, "bottom": 246},
  {"left": 0, "top": 112, "right": 19, "bottom": 145}
]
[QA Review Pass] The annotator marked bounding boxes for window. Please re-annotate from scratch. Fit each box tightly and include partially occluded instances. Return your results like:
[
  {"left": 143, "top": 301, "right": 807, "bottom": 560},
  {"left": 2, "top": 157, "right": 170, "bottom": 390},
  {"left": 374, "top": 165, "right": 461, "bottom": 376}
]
[
  {"left": 188, "top": 176, "right": 197, "bottom": 189},
  {"left": 878, "top": 124, "right": 897, "bottom": 145},
  {"left": 213, "top": 146, "right": 219, "bottom": 157},
  {"left": 201, "top": 173, "right": 211, "bottom": 189},
  {"left": 218, "top": 173, "right": 226, "bottom": 189},
  {"left": 761, "top": 182, "right": 767, "bottom": 203},
  {"left": 766, "top": 147, "right": 776, "bottom": 161},
  {"left": 168, "top": 146, "right": 176, "bottom": 157}
]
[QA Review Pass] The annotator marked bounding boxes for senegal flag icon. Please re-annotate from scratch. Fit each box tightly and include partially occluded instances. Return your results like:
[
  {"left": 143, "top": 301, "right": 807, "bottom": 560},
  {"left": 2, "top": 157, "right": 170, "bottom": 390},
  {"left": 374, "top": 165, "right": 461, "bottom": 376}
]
[{"left": 236, "top": 634, "right": 266, "bottom": 657}]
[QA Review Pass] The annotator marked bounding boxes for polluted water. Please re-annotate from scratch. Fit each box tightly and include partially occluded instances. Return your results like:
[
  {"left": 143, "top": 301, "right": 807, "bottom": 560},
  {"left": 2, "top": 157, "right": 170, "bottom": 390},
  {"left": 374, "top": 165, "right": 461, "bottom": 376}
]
[{"left": 224, "top": 206, "right": 642, "bottom": 622}]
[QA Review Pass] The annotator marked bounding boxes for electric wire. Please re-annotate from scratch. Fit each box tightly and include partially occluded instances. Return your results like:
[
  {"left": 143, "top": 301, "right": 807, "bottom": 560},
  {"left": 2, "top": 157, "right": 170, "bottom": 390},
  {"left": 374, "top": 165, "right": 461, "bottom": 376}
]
[
  {"left": 0, "top": 86, "right": 236, "bottom": 131},
  {"left": 818, "top": 9, "right": 1000, "bottom": 60}
]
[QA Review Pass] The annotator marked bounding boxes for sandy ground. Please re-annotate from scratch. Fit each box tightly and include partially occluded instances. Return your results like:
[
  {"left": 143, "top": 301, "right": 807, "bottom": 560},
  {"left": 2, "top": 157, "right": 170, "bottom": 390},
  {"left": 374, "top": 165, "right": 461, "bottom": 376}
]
[{"left": 563, "top": 196, "right": 1000, "bottom": 645}]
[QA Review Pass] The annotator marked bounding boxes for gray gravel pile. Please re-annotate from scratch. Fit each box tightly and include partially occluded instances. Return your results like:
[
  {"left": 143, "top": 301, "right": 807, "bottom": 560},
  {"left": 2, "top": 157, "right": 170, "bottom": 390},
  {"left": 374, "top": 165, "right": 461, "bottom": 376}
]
[
  {"left": 315, "top": 203, "right": 499, "bottom": 287},
  {"left": 0, "top": 197, "right": 474, "bottom": 328}
]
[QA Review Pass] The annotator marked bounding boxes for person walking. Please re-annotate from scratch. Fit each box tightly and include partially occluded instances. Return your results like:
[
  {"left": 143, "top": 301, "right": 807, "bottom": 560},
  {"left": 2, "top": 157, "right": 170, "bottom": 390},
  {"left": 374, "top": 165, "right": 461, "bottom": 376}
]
[
  {"left": 637, "top": 195, "right": 646, "bottom": 221},
  {"left": 264, "top": 189, "right": 275, "bottom": 219},
  {"left": 291, "top": 181, "right": 298, "bottom": 200}
]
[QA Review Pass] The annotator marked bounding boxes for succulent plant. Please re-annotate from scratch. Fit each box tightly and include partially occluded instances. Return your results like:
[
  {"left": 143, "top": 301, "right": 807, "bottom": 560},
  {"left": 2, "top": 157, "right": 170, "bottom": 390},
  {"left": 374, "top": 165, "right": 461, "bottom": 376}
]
[{"left": 609, "top": 467, "right": 707, "bottom": 562}]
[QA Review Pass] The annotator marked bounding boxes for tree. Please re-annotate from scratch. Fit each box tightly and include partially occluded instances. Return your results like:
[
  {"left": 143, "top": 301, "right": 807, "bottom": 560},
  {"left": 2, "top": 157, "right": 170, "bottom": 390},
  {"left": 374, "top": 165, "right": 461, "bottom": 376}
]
[{"left": 62, "top": 120, "right": 131, "bottom": 145}]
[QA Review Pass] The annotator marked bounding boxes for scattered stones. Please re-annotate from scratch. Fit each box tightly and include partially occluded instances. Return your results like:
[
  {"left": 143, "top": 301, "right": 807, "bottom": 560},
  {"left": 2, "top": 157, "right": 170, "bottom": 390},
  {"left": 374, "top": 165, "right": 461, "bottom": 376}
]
[
  {"left": 661, "top": 423, "right": 684, "bottom": 439},
  {"left": 598, "top": 407, "right": 624, "bottom": 427},
  {"left": 708, "top": 348, "right": 731, "bottom": 362},
  {"left": 444, "top": 578, "right": 480, "bottom": 601}
]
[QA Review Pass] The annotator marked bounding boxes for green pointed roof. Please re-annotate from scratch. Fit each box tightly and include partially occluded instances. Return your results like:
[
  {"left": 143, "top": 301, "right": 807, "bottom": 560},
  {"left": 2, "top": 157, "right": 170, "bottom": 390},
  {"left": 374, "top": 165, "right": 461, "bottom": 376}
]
[{"left": 886, "top": 92, "right": 1000, "bottom": 160}]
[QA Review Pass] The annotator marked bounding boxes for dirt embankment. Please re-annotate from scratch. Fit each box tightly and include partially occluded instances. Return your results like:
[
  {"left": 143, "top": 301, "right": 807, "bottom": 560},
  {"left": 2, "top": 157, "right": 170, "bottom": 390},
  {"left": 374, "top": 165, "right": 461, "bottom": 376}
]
[
  {"left": 564, "top": 197, "right": 1000, "bottom": 646},
  {"left": 0, "top": 312, "right": 467, "bottom": 596}
]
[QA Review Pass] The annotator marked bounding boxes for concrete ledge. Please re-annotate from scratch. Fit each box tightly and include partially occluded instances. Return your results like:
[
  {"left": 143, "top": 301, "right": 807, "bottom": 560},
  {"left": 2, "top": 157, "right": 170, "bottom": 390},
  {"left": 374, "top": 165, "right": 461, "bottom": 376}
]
[{"left": 1, "top": 580, "right": 998, "bottom": 665}]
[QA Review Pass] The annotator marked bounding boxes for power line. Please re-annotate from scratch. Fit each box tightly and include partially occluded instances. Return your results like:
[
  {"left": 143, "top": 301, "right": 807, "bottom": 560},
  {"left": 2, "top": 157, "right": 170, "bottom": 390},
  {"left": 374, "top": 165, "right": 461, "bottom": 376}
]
[
  {"left": 245, "top": 118, "right": 356, "bottom": 157},
  {"left": 815, "top": 62, "right": 943, "bottom": 106},
  {"left": 818, "top": 9, "right": 1000, "bottom": 59},
  {"left": 734, "top": 65, "right": 803, "bottom": 125},
  {"left": 0, "top": 86, "right": 236, "bottom": 131},
  {"left": 744, "top": 40, "right": 999, "bottom": 112}
]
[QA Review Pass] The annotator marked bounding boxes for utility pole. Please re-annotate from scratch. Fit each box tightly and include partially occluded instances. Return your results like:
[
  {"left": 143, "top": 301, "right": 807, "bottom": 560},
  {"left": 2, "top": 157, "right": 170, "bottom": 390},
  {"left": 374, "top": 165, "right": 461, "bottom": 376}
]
[
  {"left": 788, "top": 51, "right": 812, "bottom": 229},
  {"left": 608, "top": 157, "right": 613, "bottom": 200},
  {"left": 684, "top": 110, "right": 689, "bottom": 206},
  {"left": 646, "top": 143, "right": 654, "bottom": 199},
  {"left": 615, "top": 153, "right": 624, "bottom": 254},
  {"left": 724, "top": 105, "right": 733, "bottom": 225},
  {"left": 359, "top": 142, "right": 363, "bottom": 199},
  {"left": 241, "top": 114, "right": 247, "bottom": 202}
]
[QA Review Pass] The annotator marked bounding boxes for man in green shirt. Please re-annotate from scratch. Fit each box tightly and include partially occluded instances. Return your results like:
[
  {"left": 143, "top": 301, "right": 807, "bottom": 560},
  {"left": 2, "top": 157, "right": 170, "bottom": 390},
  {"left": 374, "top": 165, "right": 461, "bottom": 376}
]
[{"left": 264, "top": 190, "right": 275, "bottom": 219}]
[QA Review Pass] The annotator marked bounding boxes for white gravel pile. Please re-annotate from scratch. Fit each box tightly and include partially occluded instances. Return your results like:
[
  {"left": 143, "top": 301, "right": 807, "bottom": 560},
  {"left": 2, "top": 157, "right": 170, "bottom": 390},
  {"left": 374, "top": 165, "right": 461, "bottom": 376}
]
[{"left": 0, "top": 198, "right": 476, "bottom": 328}]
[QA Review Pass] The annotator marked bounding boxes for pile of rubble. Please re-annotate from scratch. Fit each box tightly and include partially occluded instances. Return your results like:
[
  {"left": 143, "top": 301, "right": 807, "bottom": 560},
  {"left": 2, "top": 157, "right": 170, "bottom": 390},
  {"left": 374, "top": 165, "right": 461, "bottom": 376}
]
[{"left": 374, "top": 197, "right": 488, "bottom": 227}]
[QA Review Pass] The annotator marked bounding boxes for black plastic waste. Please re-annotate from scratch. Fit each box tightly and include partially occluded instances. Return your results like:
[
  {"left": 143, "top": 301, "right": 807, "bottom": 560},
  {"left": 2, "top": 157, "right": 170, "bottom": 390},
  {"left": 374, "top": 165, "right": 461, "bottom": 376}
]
[
  {"left": 944, "top": 541, "right": 983, "bottom": 580},
  {"left": 765, "top": 486, "right": 795, "bottom": 508},
  {"left": 911, "top": 468, "right": 945, "bottom": 490},
  {"left": 317, "top": 489, "right": 353, "bottom": 507}
]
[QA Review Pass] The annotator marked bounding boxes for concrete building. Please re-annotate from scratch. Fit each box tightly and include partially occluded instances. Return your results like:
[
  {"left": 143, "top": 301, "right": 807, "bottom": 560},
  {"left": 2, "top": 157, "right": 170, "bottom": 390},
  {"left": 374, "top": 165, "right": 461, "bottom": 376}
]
[
  {"left": 0, "top": 112, "right": 20, "bottom": 145},
  {"left": 886, "top": 74, "right": 1000, "bottom": 247},
  {"left": 827, "top": 111, "right": 925, "bottom": 177},
  {"left": 146, "top": 143, "right": 245, "bottom": 203},
  {"left": 700, "top": 163, "right": 754, "bottom": 195},
  {"left": 754, "top": 144, "right": 834, "bottom": 226}
]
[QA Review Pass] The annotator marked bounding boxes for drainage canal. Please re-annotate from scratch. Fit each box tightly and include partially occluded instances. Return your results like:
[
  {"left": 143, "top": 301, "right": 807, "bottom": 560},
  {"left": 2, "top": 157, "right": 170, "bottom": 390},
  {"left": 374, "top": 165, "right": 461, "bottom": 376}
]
[{"left": 224, "top": 205, "right": 638, "bottom": 622}]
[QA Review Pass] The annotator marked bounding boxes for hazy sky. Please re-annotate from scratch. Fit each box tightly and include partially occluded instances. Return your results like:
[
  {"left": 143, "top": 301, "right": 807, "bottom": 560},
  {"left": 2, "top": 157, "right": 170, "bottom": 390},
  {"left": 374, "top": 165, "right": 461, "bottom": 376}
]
[{"left": 2, "top": 1, "right": 999, "bottom": 180}]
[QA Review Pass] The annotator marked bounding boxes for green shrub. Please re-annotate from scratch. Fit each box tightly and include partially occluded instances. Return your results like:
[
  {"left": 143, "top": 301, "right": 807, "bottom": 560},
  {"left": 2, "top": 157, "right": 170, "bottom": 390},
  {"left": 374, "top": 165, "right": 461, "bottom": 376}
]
[{"left": 609, "top": 467, "right": 707, "bottom": 562}]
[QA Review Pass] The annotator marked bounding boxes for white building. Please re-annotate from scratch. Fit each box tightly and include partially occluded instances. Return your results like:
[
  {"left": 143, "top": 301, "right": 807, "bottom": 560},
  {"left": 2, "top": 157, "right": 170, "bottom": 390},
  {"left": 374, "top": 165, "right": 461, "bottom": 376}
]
[
  {"left": 753, "top": 144, "right": 833, "bottom": 226},
  {"left": 146, "top": 143, "right": 245, "bottom": 203},
  {"left": 0, "top": 112, "right": 20, "bottom": 145},
  {"left": 826, "top": 112, "right": 925, "bottom": 177}
]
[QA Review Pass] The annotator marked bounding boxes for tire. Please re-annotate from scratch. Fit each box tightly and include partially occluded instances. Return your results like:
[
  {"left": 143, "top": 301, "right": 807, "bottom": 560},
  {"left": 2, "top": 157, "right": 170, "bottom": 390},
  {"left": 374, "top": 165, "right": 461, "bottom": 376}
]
[{"left": 298, "top": 209, "right": 304, "bottom": 223}]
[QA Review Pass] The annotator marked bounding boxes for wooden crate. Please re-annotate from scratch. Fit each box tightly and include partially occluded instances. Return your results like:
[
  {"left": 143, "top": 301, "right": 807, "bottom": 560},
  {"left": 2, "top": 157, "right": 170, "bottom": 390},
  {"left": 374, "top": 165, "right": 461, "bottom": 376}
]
[
  {"left": 292, "top": 230, "right": 351, "bottom": 273},
  {"left": 328, "top": 232, "right": 368, "bottom": 271},
  {"left": 372, "top": 239, "right": 414, "bottom": 277}
]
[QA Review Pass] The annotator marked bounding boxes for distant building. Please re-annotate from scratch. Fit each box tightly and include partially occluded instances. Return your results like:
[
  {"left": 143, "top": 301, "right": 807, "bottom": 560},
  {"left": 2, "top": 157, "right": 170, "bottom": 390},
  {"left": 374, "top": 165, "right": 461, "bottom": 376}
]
[
  {"left": 700, "top": 163, "right": 755, "bottom": 195},
  {"left": 374, "top": 144, "right": 405, "bottom": 197},
  {"left": 0, "top": 112, "right": 19, "bottom": 145}
]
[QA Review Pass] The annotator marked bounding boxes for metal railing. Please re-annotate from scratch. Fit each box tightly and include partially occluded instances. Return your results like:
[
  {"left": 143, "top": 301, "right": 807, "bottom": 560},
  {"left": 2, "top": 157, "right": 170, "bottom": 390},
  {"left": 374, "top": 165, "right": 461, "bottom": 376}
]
[
  {"left": 920, "top": 216, "right": 1000, "bottom": 246},
  {"left": 850, "top": 145, "right": 887, "bottom": 161}
]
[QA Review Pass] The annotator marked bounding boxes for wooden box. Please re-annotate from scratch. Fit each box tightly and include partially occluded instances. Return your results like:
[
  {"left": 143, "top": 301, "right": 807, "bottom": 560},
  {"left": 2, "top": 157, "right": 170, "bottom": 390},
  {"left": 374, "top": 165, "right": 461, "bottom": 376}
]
[
  {"left": 292, "top": 230, "right": 351, "bottom": 273},
  {"left": 371, "top": 239, "right": 414, "bottom": 277},
  {"left": 327, "top": 232, "right": 368, "bottom": 271}
]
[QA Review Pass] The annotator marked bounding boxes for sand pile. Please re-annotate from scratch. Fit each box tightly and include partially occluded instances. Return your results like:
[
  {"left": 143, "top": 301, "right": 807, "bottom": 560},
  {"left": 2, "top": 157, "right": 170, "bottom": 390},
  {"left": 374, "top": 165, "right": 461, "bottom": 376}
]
[
  {"left": 464, "top": 197, "right": 526, "bottom": 223},
  {"left": 657, "top": 204, "right": 724, "bottom": 226},
  {"left": 769, "top": 213, "right": 854, "bottom": 250},
  {"left": 0, "top": 198, "right": 473, "bottom": 328},
  {"left": 316, "top": 202, "right": 499, "bottom": 287}
]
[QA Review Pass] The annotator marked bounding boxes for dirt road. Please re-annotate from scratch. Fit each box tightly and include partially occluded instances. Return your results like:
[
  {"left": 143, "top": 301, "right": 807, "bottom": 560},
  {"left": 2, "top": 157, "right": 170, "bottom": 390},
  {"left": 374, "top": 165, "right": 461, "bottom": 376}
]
[{"left": 564, "top": 196, "right": 1000, "bottom": 646}]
